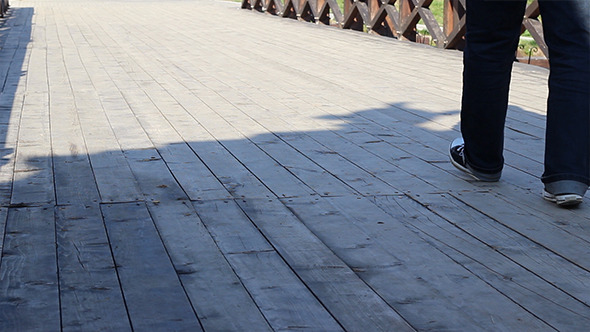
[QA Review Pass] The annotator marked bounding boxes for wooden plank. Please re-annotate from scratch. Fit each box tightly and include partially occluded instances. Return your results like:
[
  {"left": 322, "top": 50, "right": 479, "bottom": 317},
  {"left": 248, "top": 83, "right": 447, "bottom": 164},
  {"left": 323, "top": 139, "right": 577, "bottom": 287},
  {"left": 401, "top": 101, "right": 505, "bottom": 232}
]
[
  {"left": 90, "top": 4, "right": 411, "bottom": 200},
  {"left": 187, "top": 138, "right": 277, "bottom": 199},
  {"left": 145, "top": 54, "right": 403, "bottom": 199},
  {"left": 252, "top": 134, "right": 358, "bottom": 197},
  {"left": 11, "top": 16, "right": 54, "bottom": 205},
  {"left": 450, "top": 191, "right": 590, "bottom": 268},
  {"left": 53, "top": 18, "right": 143, "bottom": 204},
  {"left": 93, "top": 26, "right": 317, "bottom": 200},
  {"left": 101, "top": 202, "right": 202, "bottom": 331},
  {"left": 193, "top": 200, "right": 348, "bottom": 331},
  {"left": 278, "top": 132, "right": 397, "bottom": 195},
  {"left": 56, "top": 204, "right": 131, "bottom": 331},
  {"left": 123, "top": 148, "right": 187, "bottom": 202},
  {"left": 0, "top": 37, "right": 29, "bottom": 205},
  {"left": 123, "top": 0, "right": 588, "bottom": 239},
  {"left": 192, "top": 199, "right": 275, "bottom": 255},
  {"left": 328, "top": 125, "right": 590, "bottom": 253},
  {"left": 65, "top": 24, "right": 232, "bottom": 201},
  {"left": 373, "top": 194, "right": 590, "bottom": 330},
  {"left": 148, "top": 200, "right": 272, "bottom": 331},
  {"left": 155, "top": 142, "right": 232, "bottom": 201},
  {"left": 233, "top": 198, "right": 415, "bottom": 331},
  {"left": 46, "top": 17, "right": 101, "bottom": 206},
  {"left": 0, "top": 207, "right": 7, "bottom": 255},
  {"left": 282, "top": 195, "right": 553, "bottom": 331},
  {"left": 326, "top": 109, "right": 590, "bottom": 228},
  {"left": 0, "top": 207, "right": 60, "bottom": 331},
  {"left": 85, "top": 147, "right": 143, "bottom": 203},
  {"left": 130, "top": 37, "right": 415, "bottom": 199},
  {"left": 225, "top": 250, "right": 344, "bottom": 331},
  {"left": 96, "top": 0, "right": 588, "bottom": 241},
  {"left": 87, "top": 6, "right": 374, "bottom": 201},
  {"left": 70, "top": 17, "right": 275, "bottom": 201},
  {"left": 11, "top": 1, "right": 585, "bottom": 330},
  {"left": 253, "top": 89, "right": 590, "bottom": 228},
  {"left": 304, "top": 107, "right": 590, "bottom": 251},
  {"left": 195, "top": 15, "right": 552, "bottom": 172}
]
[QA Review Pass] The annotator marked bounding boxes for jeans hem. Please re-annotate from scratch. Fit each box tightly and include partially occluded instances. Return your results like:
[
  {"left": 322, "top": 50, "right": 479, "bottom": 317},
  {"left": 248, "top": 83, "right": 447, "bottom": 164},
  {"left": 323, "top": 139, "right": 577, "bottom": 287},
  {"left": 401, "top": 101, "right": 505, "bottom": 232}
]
[{"left": 542, "top": 174, "right": 590, "bottom": 186}]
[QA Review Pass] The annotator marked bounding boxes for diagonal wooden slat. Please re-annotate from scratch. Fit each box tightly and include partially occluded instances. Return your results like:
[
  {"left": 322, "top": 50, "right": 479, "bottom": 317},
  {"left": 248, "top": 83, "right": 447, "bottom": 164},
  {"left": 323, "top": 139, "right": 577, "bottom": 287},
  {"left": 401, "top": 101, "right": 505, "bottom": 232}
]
[
  {"left": 242, "top": 0, "right": 545, "bottom": 61},
  {"left": 317, "top": 0, "right": 343, "bottom": 26}
]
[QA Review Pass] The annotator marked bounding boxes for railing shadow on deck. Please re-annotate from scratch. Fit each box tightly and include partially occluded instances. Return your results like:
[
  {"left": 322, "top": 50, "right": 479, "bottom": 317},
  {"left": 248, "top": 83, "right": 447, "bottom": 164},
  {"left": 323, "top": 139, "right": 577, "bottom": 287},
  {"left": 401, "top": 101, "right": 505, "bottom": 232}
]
[
  {"left": 241, "top": 0, "right": 548, "bottom": 66},
  {"left": 1, "top": 99, "right": 590, "bottom": 330}
]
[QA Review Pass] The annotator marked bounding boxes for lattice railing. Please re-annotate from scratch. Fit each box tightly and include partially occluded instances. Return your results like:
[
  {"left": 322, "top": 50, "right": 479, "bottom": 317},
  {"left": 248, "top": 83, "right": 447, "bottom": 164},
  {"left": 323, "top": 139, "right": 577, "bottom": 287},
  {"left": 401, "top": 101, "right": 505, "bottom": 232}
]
[{"left": 241, "top": 0, "right": 547, "bottom": 58}]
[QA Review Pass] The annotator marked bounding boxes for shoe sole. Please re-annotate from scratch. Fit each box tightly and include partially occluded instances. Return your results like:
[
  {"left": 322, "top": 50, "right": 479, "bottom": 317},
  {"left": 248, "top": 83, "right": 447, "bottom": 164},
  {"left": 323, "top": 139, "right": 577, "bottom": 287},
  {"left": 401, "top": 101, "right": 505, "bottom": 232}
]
[
  {"left": 450, "top": 155, "right": 501, "bottom": 182},
  {"left": 543, "top": 190, "right": 583, "bottom": 207}
]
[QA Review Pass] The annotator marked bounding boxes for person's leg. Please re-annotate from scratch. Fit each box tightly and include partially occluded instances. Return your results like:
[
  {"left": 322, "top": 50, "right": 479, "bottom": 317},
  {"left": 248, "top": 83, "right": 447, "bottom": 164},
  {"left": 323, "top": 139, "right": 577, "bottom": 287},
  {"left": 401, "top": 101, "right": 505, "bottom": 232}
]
[
  {"left": 460, "top": 0, "right": 527, "bottom": 175},
  {"left": 538, "top": 0, "right": 590, "bottom": 198}
]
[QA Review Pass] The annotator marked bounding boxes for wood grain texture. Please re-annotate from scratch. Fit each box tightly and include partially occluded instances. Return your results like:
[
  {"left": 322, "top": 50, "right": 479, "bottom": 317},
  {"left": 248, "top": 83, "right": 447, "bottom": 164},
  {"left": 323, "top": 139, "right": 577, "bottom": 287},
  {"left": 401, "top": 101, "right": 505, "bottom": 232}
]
[
  {"left": 0, "top": 207, "right": 60, "bottom": 331},
  {"left": 237, "top": 198, "right": 415, "bottom": 331},
  {"left": 282, "top": 195, "right": 554, "bottom": 331},
  {"left": 147, "top": 200, "right": 272, "bottom": 331},
  {"left": 193, "top": 199, "right": 345, "bottom": 331},
  {"left": 56, "top": 204, "right": 131, "bottom": 332},
  {"left": 373, "top": 194, "right": 590, "bottom": 331},
  {"left": 101, "top": 202, "right": 202, "bottom": 331},
  {"left": 0, "top": 0, "right": 587, "bottom": 330}
]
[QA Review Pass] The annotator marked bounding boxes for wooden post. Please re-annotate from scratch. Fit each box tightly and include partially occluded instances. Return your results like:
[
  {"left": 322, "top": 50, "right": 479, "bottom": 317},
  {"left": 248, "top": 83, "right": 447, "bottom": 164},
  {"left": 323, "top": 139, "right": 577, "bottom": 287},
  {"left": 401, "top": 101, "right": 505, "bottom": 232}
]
[
  {"left": 399, "top": 0, "right": 416, "bottom": 41},
  {"left": 443, "top": 0, "right": 465, "bottom": 49}
]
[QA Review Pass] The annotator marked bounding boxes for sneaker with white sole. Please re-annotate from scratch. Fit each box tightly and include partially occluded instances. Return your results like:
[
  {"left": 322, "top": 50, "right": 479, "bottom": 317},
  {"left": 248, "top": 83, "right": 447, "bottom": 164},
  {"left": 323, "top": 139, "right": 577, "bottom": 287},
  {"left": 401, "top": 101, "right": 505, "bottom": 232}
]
[
  {"left": 543, "top": 180, "right": 587, "bottom": 207},
  {"left": 449, "top": 137, "right": 501, "bottom": 182}
]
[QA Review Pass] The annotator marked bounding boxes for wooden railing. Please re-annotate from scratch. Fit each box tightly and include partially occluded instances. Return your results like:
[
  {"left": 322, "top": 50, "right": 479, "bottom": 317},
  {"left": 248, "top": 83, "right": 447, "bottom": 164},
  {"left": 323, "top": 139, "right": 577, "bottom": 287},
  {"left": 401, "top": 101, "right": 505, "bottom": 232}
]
[{"left": 241, "top": 0, "right": 547, "bottom": 58}]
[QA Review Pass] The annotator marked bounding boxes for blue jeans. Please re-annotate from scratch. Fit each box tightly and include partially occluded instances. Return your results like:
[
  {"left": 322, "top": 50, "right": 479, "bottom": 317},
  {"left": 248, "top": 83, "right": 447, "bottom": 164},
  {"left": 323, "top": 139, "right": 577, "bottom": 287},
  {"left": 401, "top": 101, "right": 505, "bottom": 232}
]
[{"left": 461, "top": 0, "right": 590, "bottom": 186}]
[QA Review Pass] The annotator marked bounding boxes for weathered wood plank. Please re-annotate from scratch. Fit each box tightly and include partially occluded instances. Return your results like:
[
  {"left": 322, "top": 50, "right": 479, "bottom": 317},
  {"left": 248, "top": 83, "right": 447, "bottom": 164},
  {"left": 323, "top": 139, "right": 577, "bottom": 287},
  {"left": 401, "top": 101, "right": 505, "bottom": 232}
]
[
  {"left": 123, "top": 148, "right": 187, "bottom": 202},
  {"left": 67, "top": 23, "right": 232, "bottom": 201},
  {"left": 193, "top": 200, "right": 343, "bottom": 331},
  {"left": 233, "top": 198, "right": 415, "bottom": 331},
  {"left": 0, "top": 36, "right": 29, "bottom": 205},
  {"left": 0, "top": 207, "right": 60, "bottom": 331},
  {"left": 226, "top": 250, "right": 345, "bottom": 331},
  {"left": 252, "top": 133, "right": 358, "bottom": 197},
  {"left": 138, "top": 46, "right": 397, "bottom": 199},
  {"left": 91, "top": 19, "right": 318, "bottom": 200},
  {"left": 373, "top": 194, "right": 590, "bottom": 330},
  {"left": 53, "top": 17, "right": 143, "bottom": 204},
  {"left": 11, "top": 13, "right": 54, "bottom": 205},
  {"left": 101, "top": 202, "right": 202, "bottom": 331},
  {"left": 46, "top": 14, "right": 101, "bottom": 207},
  {"left": 193, "top": 200, "right": 349, "bottom": 331},
  {"left": 0, "top": 1, "right": 584, "bottom": 330},
  {"left": 56, "top": 204, "right": 131, "bottom": 331},
  {"left": 0, "top": 207, "right": 7, "bottom": 252},
  {"left": 134, "top": 32, "right": 430, "bottom": 199},
  {"left": 282, "top": 195, "right": 554, "bottom": 331},
  {"left": 148, "top": 200, "right": 273, "bottom": 331},
  {"left": 155, "top": 142, "right": 232, "bottom": 201},
  {"left": 451, "top": 191, "right": 590, "bottom": 268},
  {"left": 238, "top": 83, "right": 590, "bottom": 234},
  {"left": 188, "top": 15, "right": 552, "bottom": 187}
]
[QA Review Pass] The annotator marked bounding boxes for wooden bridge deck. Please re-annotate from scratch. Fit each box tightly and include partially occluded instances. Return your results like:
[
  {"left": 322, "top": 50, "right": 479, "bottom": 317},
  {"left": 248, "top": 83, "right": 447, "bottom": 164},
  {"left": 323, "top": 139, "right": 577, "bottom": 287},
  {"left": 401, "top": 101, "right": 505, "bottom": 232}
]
[{"left": 0, "top": 0, "right": 588, "bottom": 330}]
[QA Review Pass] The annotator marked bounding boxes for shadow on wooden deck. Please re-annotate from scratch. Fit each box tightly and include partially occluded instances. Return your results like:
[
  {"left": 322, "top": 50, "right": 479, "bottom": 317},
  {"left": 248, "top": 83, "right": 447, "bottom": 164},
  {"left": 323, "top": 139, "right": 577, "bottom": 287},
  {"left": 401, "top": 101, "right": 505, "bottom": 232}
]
[
  {"left": 0, "top": 1, "right": 588, "bottom": 331},
  {"left": 1, "top": 100, "right": 589, "bottom": 331}
]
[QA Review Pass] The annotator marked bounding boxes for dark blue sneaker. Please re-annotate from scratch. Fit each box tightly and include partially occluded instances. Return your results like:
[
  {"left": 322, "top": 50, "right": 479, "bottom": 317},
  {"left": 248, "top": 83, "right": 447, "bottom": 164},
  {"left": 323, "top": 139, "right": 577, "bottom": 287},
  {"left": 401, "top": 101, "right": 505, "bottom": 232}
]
[{"left": 449, "top": 138, "right": 501, "bottom": 182}]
